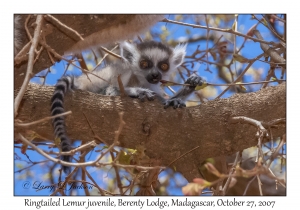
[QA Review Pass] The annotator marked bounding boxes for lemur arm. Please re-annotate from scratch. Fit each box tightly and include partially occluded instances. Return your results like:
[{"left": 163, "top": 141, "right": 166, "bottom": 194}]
[
  {"left": 163, "top": 75, "right": 206, "bottom": 109},
  {"left": 101, "top": 85, "right": 156, "bottom": 102}
]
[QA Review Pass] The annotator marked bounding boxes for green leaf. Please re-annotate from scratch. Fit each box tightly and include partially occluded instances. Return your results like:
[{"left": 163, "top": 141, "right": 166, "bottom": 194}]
[
  {"left": 236, "top": 82, "right": 247, "bottom": 91},
  {"left": 233, "top": 53, "right": 249, "bottom": 63},
  {"left": 54, "top": 137, "right": 61, "bottom": 148},
  {"left": 119, "top": 151, "right": 132, "bottom": 165},
  {"left": 262, "top": 18, "right": 268, "bottom": 26},
  {"left": 195, "top": 81, "right": 208, "bottom": 90},
  {"left": 231, "top": 21, "right": 236, "bottom": 31},
  {"left": 185, "top": 29, "right": 191, "bottom": 35}
]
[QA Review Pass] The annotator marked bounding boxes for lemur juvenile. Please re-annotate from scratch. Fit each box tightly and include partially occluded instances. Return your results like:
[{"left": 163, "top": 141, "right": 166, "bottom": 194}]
[{"left": 51, "top": 41, "right": 205, "bottom": 173}]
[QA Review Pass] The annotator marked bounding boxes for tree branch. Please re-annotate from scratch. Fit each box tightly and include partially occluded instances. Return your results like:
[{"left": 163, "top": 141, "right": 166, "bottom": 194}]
[
  {"left": 14, "top": 15, "right": 43, "bottom": 117},
  {"left": 15, "top": 82, "right": 286, "bottom": 181}
]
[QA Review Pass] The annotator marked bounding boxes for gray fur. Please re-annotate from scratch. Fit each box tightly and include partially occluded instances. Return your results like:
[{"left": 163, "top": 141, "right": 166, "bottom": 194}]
[
  {"left": 120, "top": 41, "right": 187, "bottom": 99},
  {"left": 51, "top": 41, "right": 198, "bottom": 173}
]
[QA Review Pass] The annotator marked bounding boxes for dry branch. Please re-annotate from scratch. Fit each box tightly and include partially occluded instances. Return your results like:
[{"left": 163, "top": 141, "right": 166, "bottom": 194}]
[{"left": 15, "top": 82, "right": 286, "bottom": 181}]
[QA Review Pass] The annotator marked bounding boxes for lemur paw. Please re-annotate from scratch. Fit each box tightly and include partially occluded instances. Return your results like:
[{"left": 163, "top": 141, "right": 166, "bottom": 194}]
[
  {"left": 128, "top": 88, "right": 156, "bottom": 102},
  {"left": 163, "top": 98, "right": 186, "bottom": 109},
  {"left": 138, "top": 89, "right": 156, "bottom": 102},
  {"left": 186, "top": 75, "right": 206, "bottom": 87}
]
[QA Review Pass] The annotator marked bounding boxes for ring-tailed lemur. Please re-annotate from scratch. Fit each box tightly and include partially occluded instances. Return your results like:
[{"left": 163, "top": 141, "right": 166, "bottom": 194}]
[{"left": 51, "top": 41, "right": 205, "bottom": 173}]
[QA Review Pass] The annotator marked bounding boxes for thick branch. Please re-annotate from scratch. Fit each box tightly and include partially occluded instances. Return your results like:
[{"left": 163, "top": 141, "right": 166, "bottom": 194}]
[{"left": 15, "top": 83, "right": 286, "bottom": 181}]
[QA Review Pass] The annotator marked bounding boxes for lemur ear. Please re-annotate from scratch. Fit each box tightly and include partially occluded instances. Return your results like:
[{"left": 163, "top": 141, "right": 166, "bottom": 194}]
[
  {"left": 119, "top": 41, "right": 138, "bottom": 63},
  {"left": 172, "top": 43, "right": 187, "bottom": 67}
]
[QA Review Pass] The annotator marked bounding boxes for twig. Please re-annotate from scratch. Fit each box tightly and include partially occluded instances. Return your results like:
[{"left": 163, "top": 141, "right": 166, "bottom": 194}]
[
  {"left": 204, "top": 15, "right": 210, "bottom": 72},
  {"left": 123, "top": 173, "right": 141, "bottom": 195},
  {"left": 252, "top": 15, "right": 285, "bottom": 42},
  {"left": 267, "top": 134, "right": 286, "bottom": 168},
  {"left": 81, "top": 167, "right": 106, "bottom": 195},
  {"left": 256, "top": 175, "right": 263, "bottom": 196},
  {"left": 14, "top": 160, "right": 50, "bottom": 173},
  {"left": 253, "top": 30, "right": 285, "bottom": 65},
  {"left": 93, "top": 45, "right": 119, "bottom": 71},
  {"left": 48, "top": 141, "right": 97, "bottom": 156},
  {"left": 100, "top": 46, "right": 122, "bottom": 59},
  {"left": 110, "top": 151, "right": 124, "bottom": 195},
  {"left": 185, "top": 58, "right": 228, "bottom": 68},
  {"left": 261, "top": 66, "right": 276, "bottom": 89},
  {"left": 117, "top": 75, "right": 126, "bottom": 97},
  {"left": 230, "top": 116, "right": 269, "bottom": 165},
  {"left": 76, "top": 53, "right": 88, "bottom": 71},
  {"left": 14, "top": 15, "right": 43, "bottom": 117},
  {"left": 39, "top": 39, "right": 110, "bottom": 83},
  {"left": 25, "top": 15, "right": 32, "bottom": 40},
  {"left": 243, "top": 176, "right": 256, "bottom": 195},
  {"left": 78, "top": 149, "right": 90, "bottom": 196},
  {"left": 267, "top": 167, "right": 286, "bottom": 189},
  {"left": 222, "top": 151, "right": 240, "bottom": 195},
  {"left": 166, "top": 86, "right": 175, "bottom": 94},
  {"left": 33, "top": 45, "right": 44, "bottom": 64},
  {"left": 165, "top": 146, "right": 200, "bottom": 168},
  {"left": 82, "top": 112, "right": 108, "bottom": 145},
  {"left": 110, "top": 163, "right": 164, "bottom": 171},
  {"left": 208, "top": 80, "right": 285, "bottom": 87},
  {"left": 18, "top": 133, "right": 98, "bottom": 167},
  {"left": 256, "top": 134, "right": 264, "bottom": 164},
  {"left": 114, "top": 112, "right": 125, "bottom": 144},
  {"left": 215, "top": 53, "right": 265, "bottom": 99},
  {"left": 138, "top": 35, "right": 144, "bottom": 42},
  {"left": 63, "top": 59, "right": 72, "bottom": 76},
  {"left": 267, "top": 118, "right": 286, "bottom": 126},
  {"left": 270, "top": 15, "right": 286, "bottom": 23},
  {"left": 96, "top": 112, "right": 125, "bottom": 160},
  {"left": 43, "top": 14, "right": 84, "bottom": 41},
  {"left": 230, "top": 116, "right": 268, "bottom": 136},
  {"left": 46, "top": 44, "right": 56, "bottom": 64},
  {"left": 162, "top": 18, "right": 276, "bottom": 46},
  {"left": 50, "top": 167, "right": 79, "bottom": 196},
  {"left": 18, "top": 132, "right": 158, "bottom": 171},
  {"left": 161, "top": 79, "right": 285, "bottom": 88},
  {"left": 15, "top": 111, "right": 72, "bottom": 128},
  {"left": 42, "top": 67, "right": 51, "bottom": 85},
  {"left": 232, "top": 14, "right": 238, "bottom": 93},
  {"left": 14, "top": 41, "right": 31, "bottom": 65}
]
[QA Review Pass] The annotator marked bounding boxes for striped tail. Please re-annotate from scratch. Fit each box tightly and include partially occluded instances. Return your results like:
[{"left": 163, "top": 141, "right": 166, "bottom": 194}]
[{"left": 51, "top": 76, "right": 74, "bottom": 174}]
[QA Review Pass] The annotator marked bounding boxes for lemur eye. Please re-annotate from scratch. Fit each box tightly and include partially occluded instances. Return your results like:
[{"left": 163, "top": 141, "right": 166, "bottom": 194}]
[
  {"left": 140, "top": 60, "right": 151, "bottom": 69},
  {"left": 160, "top": 63, "right": 169, "bottom": 71}
]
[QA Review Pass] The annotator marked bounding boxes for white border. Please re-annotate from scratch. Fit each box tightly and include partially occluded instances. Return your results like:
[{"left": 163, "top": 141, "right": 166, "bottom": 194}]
[{"left": 5, "top": 0, "right": 295, "bottom": 209}]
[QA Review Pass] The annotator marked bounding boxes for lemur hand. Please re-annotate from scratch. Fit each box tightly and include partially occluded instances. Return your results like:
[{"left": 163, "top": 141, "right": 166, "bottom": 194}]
[
  {"left": 185, "top": 75, "right": 206, "bottom": 88},
  {"left": 126, "top": 87, "right": 156, "bottom": 102},
  {"left": 163, "top": 98, "right": 186, "bottom": 109}
]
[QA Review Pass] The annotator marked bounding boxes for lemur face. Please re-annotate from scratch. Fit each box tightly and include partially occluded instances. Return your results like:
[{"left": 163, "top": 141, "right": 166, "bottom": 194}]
[{"left": 122, "top": 41, "right": 186, "bottom": 84}]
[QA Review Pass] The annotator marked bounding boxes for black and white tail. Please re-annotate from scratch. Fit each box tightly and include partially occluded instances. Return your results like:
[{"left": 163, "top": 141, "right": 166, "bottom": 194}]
[{"left": 51, "top": 76, "right": 74, "bottom": 174}]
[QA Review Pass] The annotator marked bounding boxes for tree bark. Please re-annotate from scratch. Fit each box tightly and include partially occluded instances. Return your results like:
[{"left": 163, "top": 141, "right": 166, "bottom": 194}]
[{"left": 15, "top": 83, "right": 286, "bottom": 181}]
